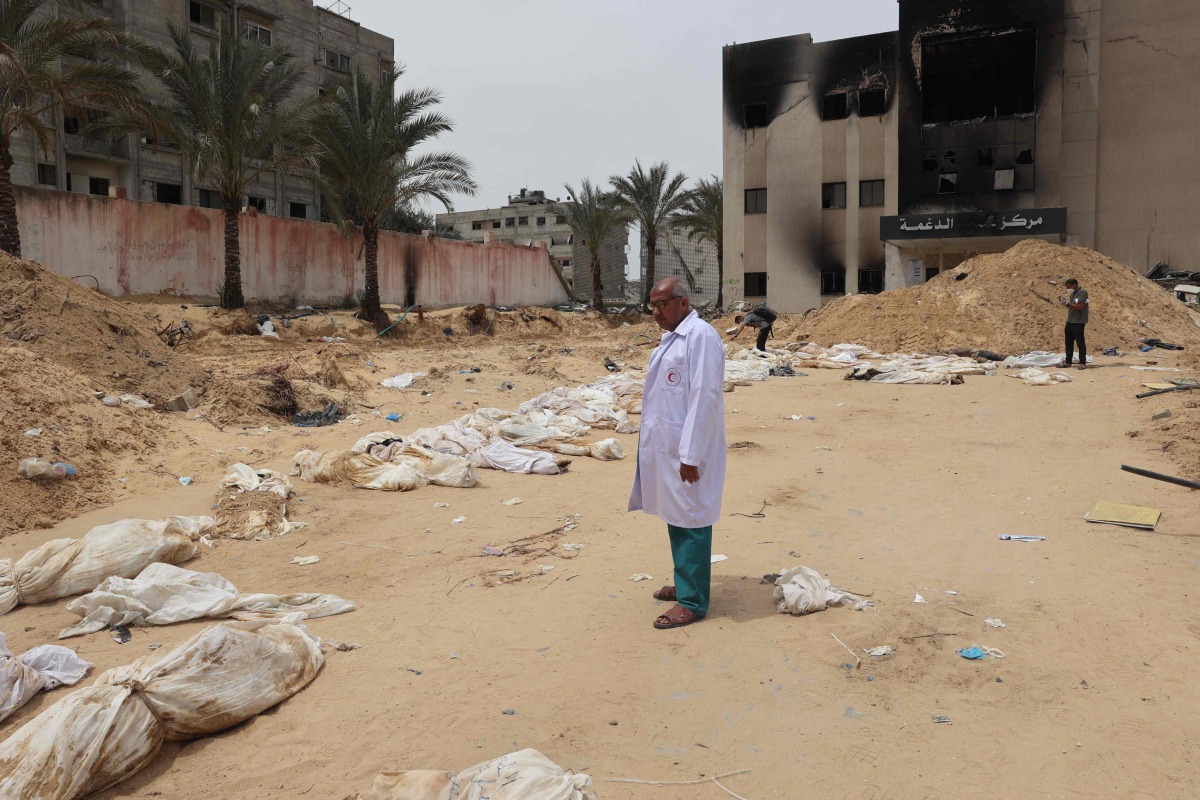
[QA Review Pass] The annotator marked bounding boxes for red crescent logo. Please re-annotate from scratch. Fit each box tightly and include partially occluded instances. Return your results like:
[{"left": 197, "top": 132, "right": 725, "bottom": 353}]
[{"left": 665, "top": 367, "right": 681, "bottom": 385}]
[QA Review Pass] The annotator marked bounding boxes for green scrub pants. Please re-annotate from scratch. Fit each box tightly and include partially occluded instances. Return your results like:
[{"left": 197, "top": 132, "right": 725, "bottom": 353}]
[{"left": 667, "top": 524, "right": 712, "bottom": 616}]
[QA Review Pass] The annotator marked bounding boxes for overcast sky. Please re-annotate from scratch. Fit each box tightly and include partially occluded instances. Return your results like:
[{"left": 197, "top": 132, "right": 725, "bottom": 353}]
[{"left": 350, "top": 0, "right": 899, "bottom": 213}]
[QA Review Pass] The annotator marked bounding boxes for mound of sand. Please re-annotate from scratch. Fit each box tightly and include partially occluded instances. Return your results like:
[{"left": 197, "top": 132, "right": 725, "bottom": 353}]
[
  {"left": 0, "top": 252, "right": 208, "bottom": 401},
  {"left": 1, "top": 348, "right": 166, "bottom": 535},
  {"left": 796, "top": 240, "right": 1200, "bottom": 355}
]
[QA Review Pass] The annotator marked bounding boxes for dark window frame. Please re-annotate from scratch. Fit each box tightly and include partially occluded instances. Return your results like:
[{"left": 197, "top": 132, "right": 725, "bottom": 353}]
[
  {"left": 36, "top": 163, "right": 57, "bottom": 186},
  {"left": 744, "top": 188, "right": 767, "bottom": 214},
  {"left": 858, "top": 269, "right": 885, "bottom": 294},
  {"left": 744, "top": 271, "right": 768, "bottom": 297},
  {"left": 821, "top": 269, "right": 846, "bottom": 296},
  {"left": 822, "top": 92, "right": 849, "bottom": 121},
  {"left": 322, "top": 48, "right": 351, "bottom": 73},
  {"left": 88, "top": 176, "right": 110, "bottom": 197},
  {"left": 858, "top": 88, "right": 886, "bottom": 117},
  {"left": 859, "top": 179, "right": 885, "bottom": 208},
  {"left": 822, "top": 182, "right": 847, "bottom": 210},
  {"left": 289, "top": 201, "right": 307, "bottom": 219},
  {"left": 188, "top": 1, "right": 219, "bottom": 29},
  {"left": 246, "top": 195, "right": 267, "bottom": 212},
  {"left": 744, "top": 102, "right": 768, "bottom": 128},
  {"left": 156, "top": 182, "right": 183, "bottom": 205},
  {"left": 243, "top": 21, "right": 272, "bottom": 46}
]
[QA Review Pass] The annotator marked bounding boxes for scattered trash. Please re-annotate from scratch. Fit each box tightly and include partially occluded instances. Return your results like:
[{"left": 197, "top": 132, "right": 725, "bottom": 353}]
[
  {"left": 110, "top": 625, "right": 132, "bottom": 645},
  {"left": 434, "top": 502, "right": 450, "bottom": 508},
  {"left": 147, "top": 643, "right": 161, "bottom": 650},
  {"left": 325, "top": 640, "right": 361, "bottom": 652},
  {"left": 257, "top": 319, "right": 280, "bottom": 338},
  {"left": 959, "top": 646, "right": 986, "bottom": 660},
  {"left": 502, "top": 708, "right": 515, "bottom": 715},
  {"left": 178, "top": 476, "right": 194, "bottom": 486},
  {"left": 1102, "top": 346, "right": 1118, "bottom": 356},
  {"left": 914, "top": 593, "right": 926, "bottom": 603},
  {"left": 381, "top": 372, "right": 426, "bottom": 389},
  {"left": 629, "top": 573, "right": 653, "bottom": 582},
  {"left": 459, "top": 368, "right": 482, "bottom": 374},
  {"left": 482, "top": 546, "right": 505, "bottom": 557},
  {"left": 773, "top": 566, "right": 869, "bottom": 615},
  {"left": 1085, "top": 501, "right": 1161, "bottom": 530},
  {"left": 452, "top": 516, "right": 466, "bottom": 525},
  {"left": 1140, "top": 338, "right": 1184, "bottom": 351},
  {"left": 290, "top": 556, "right": 320, "bottom": 566},
  {"left": 498, "top": 381, "right": 516, "bottom": 391},
  {"left": 293, "top": 402, "right": 343, "bottom": 428},
  {"left": 1120, "top": 464, "right": 1200, "bottom": 491},
  {"left": 100, "top": 395, "right": 122, "bottom": 407},
  {"left": 985, "top": 618, "right": 1006, "bottom": 628},
  {"left": 1152, "top": 408, "right": 1172, "bottom": 420},
  {"left": 997, "top": 534, "right": 1045, "bottom": 542},
  {"left": 932, "top": 715, "right": 953, "bottom": 724},
  {"left": 501, "top": 497, "right": 523, "bottom": 506},
  {"left": 385, "top": 412, "right": 403, "bottom": 422},
  {"left": 538, "top": 565, "right": 554, "bottom": 574},
  {"left": 319, "top": 336, "right": 346, "bottom": 343},
  {"left": 710, "top": 554, "right": 728, "bottom": 564},
  {"left": 604, "top": 357, "right": 620, "bottom": 372},
  {"left": 24, "top": 428, "right": 42, "bottom": 437},
  {"left": 864, "top": 646, "right": 895, "bottom": 657},
  {"left": 18, "top": 458, "right": 76, "bottom": 479},
  {"left": 562, "top": 543, "right": 584, "bottom": 551}
]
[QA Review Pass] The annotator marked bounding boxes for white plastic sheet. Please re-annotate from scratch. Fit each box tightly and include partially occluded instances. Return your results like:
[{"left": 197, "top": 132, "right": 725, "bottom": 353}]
[
  {"left": 220, "top": 463, "right": 293, "bottom": 498},
  {"left": 1003, "top": 351, "right": 1092, "bottom": 368},
  {"left": 1008, "top": 367, "right": 1073, "bottom": 385},
  {"left": 353, "top": 749, "right": 596, "bottom": 800},
  {"left": 0, "top": 632, "right": 91, "bottom": 724},
  {"left": 773, "top": 565, "right": 867, "bottom": 615},
  {"left": 380, "top": 372, "right": 425, "bottom": 389},
  {"left": 293, "top": 445, "right": 477, "bottom": 491},
  {"left": 0, "top": 618, "right": 323, "bottom": 799},
  {"left": 0, "top": 516, "right": 214, "bottom": 616},
  {"left": 59, "top": 563, "right": 355, "bottom": 638}
]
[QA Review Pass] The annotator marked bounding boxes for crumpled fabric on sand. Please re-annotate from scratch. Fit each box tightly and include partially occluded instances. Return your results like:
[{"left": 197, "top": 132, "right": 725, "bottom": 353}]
[
  {"left": 0, "top": 632, "right": 91, "bottom": 724},
  {"left": 773, "top": 565, "right": 868, "bottom": 615},
  {"left": 352, "top": 748, "right": 597, "bottom": 800},
  {"left": 292, "top": 441, "right": 478, "bottom": 491}
]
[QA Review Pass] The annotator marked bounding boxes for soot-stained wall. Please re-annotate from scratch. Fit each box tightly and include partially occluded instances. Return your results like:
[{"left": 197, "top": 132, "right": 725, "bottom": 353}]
[{"left": 897, "top": 0, "right": 1066, "bottom": 214}]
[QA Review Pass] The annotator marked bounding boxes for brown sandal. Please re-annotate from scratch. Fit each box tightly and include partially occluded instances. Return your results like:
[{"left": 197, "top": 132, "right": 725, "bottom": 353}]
[
  {"left": 653, "top": 604, "right": 704, "bottom": 629},
  {"left": 652, "top": 585, "right": 676, "bottom": 601}
]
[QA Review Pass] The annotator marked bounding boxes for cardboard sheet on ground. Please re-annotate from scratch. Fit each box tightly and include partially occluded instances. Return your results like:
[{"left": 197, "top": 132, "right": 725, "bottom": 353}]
[
  {"left": 0, "top": 618, "right": 323, "bottom": 799},
  {"left": 1084, "top": 502, "right": 1162, "bottom": 530},
  {"left": 58, "top": 563, "right": 355, "bottom": 638},
  {"left": 0, "top": 632, "right": 91, "bottom": 724},
  {"left": 0, "top": 516, "right": 213, "bottom": 616},
  {"left": 352, "top": 748, "right": 596, "bottom": 800}
]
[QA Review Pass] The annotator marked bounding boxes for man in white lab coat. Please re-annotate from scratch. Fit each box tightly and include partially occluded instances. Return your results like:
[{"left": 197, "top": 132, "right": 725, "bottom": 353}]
[{"left": 628, "top": 277, "right": 727, "bottom": 629}]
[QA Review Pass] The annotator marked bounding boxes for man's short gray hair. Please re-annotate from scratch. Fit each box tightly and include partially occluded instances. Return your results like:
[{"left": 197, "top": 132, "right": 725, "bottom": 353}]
[{"left": 652, "top": 276, "right": 688, "bottom": 299}]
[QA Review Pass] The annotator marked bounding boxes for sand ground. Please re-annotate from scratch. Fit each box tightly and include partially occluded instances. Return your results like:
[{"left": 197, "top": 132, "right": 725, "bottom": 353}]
[{"left": 3, "top": 322, "right": 1198, "bottom": 800}]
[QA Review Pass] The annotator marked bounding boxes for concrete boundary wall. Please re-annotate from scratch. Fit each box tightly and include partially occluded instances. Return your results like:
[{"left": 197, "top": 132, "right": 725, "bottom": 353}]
[{"left": 15, "top": 187, "right": 569, "bottom": 308}]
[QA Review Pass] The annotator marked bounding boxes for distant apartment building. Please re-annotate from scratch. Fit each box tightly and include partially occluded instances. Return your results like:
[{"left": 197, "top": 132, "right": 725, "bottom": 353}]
[
  {"left": 722, "top": 0, "right": 1200, "bottom": 312},
  {"left": 8, "top": 0, "right": 394, "bottom": 221},
  {"left": 437, "top": 188, "right": 629, "bottom": 300},
  {"left": 640, "top": 227, "right": 721, "bottom": 310}
]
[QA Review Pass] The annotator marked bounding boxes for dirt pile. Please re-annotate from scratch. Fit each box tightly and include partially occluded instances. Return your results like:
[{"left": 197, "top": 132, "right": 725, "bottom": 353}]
[
  {"left": 0, "top": 348, "right": 165, "bottom": 535},
  {"left": 796, "top": 240, "right": 1200, "bottom": 355},
  {"left": 0, "top": 252, "right": 208, "bottom": 401}
]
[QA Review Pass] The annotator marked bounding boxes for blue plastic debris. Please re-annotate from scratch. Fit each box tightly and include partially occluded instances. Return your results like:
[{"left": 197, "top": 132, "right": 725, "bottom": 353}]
[{"left": 959, "top": 646, "right": 986, "bottom": 660}]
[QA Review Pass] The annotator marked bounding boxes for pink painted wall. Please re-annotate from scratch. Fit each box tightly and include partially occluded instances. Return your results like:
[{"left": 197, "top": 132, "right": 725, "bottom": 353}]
[{"left": 15, "top": 187, "right": 569, "bottom": 308}]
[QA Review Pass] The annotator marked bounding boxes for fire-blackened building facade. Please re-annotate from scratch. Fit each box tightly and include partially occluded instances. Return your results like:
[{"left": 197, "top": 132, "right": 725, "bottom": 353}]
[{"left": 722, "top": 0, "right": 1200, "bottom": 311}]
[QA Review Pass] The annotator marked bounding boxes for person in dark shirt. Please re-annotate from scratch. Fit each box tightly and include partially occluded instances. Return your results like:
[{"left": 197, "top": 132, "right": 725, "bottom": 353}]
[
  {"left": 731, "top": 306, "right": 777, "bottom": 352},
  {"left": 1061, "top": 278, "right": 1089, "bottom": 369}
]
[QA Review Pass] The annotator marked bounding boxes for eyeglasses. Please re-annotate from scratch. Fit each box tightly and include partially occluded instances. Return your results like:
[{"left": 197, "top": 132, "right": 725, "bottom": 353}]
[{"left": 646, "top": 296, "right": 683, "bottom": 312}]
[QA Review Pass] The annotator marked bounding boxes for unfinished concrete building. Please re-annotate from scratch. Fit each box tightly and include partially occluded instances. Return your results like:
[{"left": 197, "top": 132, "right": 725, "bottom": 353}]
[
  {"left": 8, "top": 0, "right": 394, "bottom": 221},
  {"left": 437, "top": 189, "right": 629, "bottom": 301},
  {"left": 722, "top": 0, "right": 1200, "bottom": 311}
]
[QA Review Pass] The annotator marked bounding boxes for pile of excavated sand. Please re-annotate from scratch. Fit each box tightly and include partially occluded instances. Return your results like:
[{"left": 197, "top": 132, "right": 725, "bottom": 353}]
[
  {"left": 0, "top": 252, "right": 208, "bottom": 401},
  {"left": 1, "top": 348, "right": 165, "bottom": 535},
  {"left": 795, "top": 240, "right": 1200, "bottom": 355}
]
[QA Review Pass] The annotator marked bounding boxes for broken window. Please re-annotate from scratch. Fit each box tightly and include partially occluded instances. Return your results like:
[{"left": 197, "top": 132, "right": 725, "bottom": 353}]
[
  {"left": 921, "top": 26, "right": 1037, "bottom": 124},
  {"left": 155, "top": 182, "right": 182, "bottom": 205},
  {"left": 744, "top": 188, "right": 767, "bottom": 214},
  {"left": 189, "top": 1, "right": 219, "bottom": 29},
  {"left": 859, "top": 179, "right": 885, "bottom": 207},
  {"left": 88, "top": 177, "right": 109, "bottom": 196},
  {"left": 994, "top": 168, "right": 1015, "bottom": 191},
  {"left": 744, "top": 103, "right": 767, "bottom": 128},
  {"left": 858, "top": 269, "right": 885, "bottom": 294},
  {"left": 821, "top": 269, "right": 846, "bottom": 296},
  {"left": 943, "top": 150, "right": 956, "bottom": 166},
  {"left": 859, "top": 89, "right": 886, "bottom": 117},
  {"left": 246, "top": 195, "right": 267, "bottom": 212},
  {"left": 821, "top": 182, "right": 847, "bottom": 209},
  {"left": 744, "top": 272, "right": 768, "bottom": 296},
  {"left": 289, "top": 202, "right": 307, "bottom": 219},
  {"left": 977, "top": 148, "right": 995, "bottom": 167},
  {"left": 938, "top": 173, "right": 958, "bottom": 195},
  {"left": 922, "top": 154, "right": 938, "bottom": 173},
  {"left": 822, "top": 93, "right": 848, "bottom": 121},
  {"left": 1016, "top": 147, "right": 1035, "bottom": 165}
]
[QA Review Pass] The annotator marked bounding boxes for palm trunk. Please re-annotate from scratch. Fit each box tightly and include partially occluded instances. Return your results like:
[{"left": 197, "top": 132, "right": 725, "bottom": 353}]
[
  {"left": 716, "top": 245, "right": 724, "bottom": 310},
  {"left": 642, "top": 231, "right": 656, "bottom": 304},
  {"left": 0, "top": 147, "right": 21, "bottom": 258},
  {"left": 361, "top": 223, "right": 382, "bottom": 323},
  {"left": 221, "top": 196, "right": 245, "bottom": 308},
  {"left": 590, "top": 251, "right": 604, "bottom": 310}
]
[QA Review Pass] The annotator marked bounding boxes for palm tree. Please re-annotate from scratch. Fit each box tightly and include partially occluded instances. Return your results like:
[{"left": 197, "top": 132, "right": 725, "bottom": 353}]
[
  {"left": 0, "top": 0, "right": 157, "bottom": 257},
  {"left": 609, "top": 160, "right": 690, "bottom": 305},
  {"left": 672, "top": 175, "right": 724, "bottom": 309},
  {"left": 149, "top": 21, "right": 322, "bottom": 309},
  {"left": 557, "top": 179, "right": 630, "bottom": 310},
  {"left": 316, "top": 67, "right": 476, "bottom": 323}
]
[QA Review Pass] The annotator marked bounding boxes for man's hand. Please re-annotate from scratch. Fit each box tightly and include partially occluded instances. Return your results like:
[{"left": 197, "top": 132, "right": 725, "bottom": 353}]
[{"left": 680, "top": 463, "right": 700, "bottom": 483}]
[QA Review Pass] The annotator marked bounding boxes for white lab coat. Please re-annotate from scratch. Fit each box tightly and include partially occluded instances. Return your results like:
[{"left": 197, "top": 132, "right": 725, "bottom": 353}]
[{"left": 628, "top": 310, "right": 727, "bottom": 528}]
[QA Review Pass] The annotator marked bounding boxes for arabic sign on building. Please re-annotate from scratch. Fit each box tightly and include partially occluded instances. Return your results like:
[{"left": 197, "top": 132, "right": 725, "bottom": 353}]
[{"left": 879, "top": 207, "right": 1067, "bottom": 240}]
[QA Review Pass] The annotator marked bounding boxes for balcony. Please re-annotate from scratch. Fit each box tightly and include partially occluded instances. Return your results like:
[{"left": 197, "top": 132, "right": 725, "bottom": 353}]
[{"left": 64, "top": 133, "right": 130, "bottom": 160}]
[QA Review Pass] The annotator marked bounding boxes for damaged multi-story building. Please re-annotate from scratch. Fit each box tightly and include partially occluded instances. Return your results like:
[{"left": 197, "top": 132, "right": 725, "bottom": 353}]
[
  {"left": 722, "top": 0, "right": 1200, "bottom": 311},
  {"left": 8, "top": 0, "right": 394, "bottom": 220}
]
